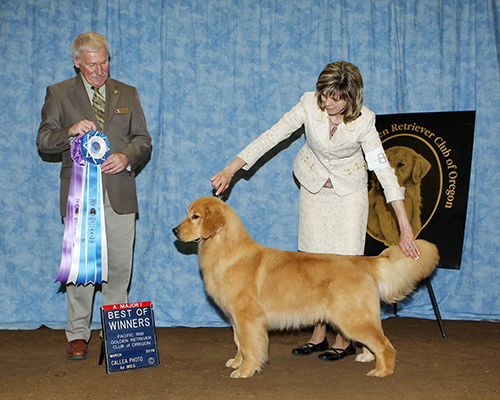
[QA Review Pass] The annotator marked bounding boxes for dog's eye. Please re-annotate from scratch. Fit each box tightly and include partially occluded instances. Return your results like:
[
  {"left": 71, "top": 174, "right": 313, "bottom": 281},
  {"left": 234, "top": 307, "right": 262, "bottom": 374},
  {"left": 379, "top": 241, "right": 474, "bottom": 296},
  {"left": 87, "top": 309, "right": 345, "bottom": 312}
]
[
  {"left": 191, "top": 214, "right": 200, "bottom": 220},
  {"left": 397, "top": 162, "right": 405, "bottom": 168}
]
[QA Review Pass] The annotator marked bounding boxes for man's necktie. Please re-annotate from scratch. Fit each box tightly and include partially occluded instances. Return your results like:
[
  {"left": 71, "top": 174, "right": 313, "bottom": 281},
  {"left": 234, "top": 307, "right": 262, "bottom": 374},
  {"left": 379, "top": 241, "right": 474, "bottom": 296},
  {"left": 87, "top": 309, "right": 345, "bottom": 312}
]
[{"left": 91, "top": 86, "right": 105, "bottom": 131}]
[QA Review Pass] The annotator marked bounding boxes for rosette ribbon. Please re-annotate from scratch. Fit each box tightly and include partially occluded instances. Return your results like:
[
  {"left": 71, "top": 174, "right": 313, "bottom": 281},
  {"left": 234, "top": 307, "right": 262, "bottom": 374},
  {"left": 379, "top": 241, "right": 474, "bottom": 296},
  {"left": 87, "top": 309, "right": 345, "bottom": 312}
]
[{"left": 56, "top": 131, "right": 110, "bottom": 285}]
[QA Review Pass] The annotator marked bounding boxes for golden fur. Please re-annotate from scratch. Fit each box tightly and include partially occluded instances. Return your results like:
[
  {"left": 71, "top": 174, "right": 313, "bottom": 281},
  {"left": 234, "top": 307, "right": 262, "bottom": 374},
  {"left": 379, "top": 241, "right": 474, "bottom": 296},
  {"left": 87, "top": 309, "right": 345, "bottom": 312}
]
[{"left": 173, "top": 196, "right": 439, "bottom": 378}]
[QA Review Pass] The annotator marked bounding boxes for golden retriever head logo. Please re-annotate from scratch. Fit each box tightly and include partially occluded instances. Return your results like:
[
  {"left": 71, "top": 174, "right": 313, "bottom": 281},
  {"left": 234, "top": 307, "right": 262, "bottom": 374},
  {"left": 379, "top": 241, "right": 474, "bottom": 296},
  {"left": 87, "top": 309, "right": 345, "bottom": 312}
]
[
  {"left": 388, "top": 146, "right": 431, "bottom": 189},
  {"left": 368, "top": 146, "right": 431, "bottom": 246}
]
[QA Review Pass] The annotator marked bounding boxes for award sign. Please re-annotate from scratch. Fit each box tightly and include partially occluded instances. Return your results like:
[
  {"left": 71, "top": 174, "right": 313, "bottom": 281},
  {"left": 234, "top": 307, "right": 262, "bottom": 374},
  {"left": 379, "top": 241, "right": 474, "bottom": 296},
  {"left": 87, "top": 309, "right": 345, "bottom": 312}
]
[{"left": 101, "top": 302, "right": 160, "bottom": 373}]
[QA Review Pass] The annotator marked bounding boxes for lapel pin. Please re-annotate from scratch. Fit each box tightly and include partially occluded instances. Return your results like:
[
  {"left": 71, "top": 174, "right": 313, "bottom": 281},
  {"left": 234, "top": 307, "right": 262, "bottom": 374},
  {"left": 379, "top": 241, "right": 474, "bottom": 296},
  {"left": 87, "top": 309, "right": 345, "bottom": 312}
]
[{"left": 113, "top": 90, "right": 119, "bottom": 95}]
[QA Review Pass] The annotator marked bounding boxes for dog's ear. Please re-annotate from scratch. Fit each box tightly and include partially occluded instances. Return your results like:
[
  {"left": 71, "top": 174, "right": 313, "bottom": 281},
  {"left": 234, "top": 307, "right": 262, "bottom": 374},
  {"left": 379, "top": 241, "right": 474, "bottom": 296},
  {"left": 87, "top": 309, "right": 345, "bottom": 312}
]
[
  {"left": 201, "top": 204, "right": 226, "bottom": 240},
  {"left": 412, "top": 154, "right": 432, "bottom": 183}
]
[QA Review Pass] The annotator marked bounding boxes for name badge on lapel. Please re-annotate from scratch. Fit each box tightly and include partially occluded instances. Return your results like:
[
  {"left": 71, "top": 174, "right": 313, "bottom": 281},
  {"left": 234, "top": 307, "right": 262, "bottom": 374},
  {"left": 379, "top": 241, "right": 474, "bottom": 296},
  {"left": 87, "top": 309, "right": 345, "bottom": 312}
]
[{"left": 115, "top": 108, "right": 129, "bottom": 115}]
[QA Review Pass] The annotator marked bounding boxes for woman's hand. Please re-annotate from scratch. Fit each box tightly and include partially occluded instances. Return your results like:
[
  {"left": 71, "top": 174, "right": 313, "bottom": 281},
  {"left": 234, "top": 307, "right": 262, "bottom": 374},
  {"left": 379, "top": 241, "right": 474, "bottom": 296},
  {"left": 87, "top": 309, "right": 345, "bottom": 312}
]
[
  {"left": 391, "top": 200, "right": 420, "bottom": 260},
  {"left": 210, "top": 157, "right": 247, "bottom": 196},
  {"left": 399, "top": 226, "right": 420, "bottom": 260},
  {"left": 211, "top": 168, "right": 233, "bottom": 195}
]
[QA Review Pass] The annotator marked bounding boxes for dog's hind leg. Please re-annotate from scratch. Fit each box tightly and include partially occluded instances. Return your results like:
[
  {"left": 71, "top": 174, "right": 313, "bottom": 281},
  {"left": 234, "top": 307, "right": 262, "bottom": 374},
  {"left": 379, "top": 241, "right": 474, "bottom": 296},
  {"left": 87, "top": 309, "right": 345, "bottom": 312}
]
[
  {"left": 338, "top": 309, "right": 396, "bottom": 377},
  {"left": 229, "top": 314, "right": 269, "bottom": 378},
  {"left": 333, "top": 290, "right": 396, "bottom": 377},
  {"left": 351, "top": 326, "right": 396, "bottom": 377},
  {"left": 226, "top": 325, "right": 243, "bottom": 369}
]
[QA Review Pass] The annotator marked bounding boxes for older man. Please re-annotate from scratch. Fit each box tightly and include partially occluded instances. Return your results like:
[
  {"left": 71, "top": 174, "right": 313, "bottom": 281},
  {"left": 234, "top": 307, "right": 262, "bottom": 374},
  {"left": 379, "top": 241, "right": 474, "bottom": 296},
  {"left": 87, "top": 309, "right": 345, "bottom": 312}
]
[{"left": 37, "top": 32, "right": 152, "bottom": 360}]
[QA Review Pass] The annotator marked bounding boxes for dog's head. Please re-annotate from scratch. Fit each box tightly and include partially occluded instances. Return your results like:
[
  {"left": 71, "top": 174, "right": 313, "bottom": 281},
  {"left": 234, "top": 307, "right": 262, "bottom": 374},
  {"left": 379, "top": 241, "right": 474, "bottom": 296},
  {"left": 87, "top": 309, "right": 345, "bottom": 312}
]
[{"left": 173, "top": 197, "right": 227, "bottom": 243}]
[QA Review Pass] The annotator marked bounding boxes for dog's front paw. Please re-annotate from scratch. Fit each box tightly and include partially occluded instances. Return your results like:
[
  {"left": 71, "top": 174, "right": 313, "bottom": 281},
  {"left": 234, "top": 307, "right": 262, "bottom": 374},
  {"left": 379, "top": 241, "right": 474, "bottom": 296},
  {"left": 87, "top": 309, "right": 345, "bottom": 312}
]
[{"left": 355, "top": 346, "right": 375, "bottom": 363}]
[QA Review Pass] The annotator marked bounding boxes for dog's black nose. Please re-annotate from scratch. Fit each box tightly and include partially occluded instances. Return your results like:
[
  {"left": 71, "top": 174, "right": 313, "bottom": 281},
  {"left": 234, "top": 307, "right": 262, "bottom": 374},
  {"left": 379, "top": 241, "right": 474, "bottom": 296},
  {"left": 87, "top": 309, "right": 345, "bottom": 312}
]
[{"left": 172, "top": 227, "right": 179, "bottom": 237}]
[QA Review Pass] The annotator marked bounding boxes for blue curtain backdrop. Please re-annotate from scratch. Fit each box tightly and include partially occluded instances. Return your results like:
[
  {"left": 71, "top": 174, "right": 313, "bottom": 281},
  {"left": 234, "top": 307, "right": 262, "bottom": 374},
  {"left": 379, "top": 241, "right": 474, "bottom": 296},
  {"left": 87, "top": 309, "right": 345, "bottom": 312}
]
[{"left": 0, "top": 0, "right": 499, "bottom": 329}]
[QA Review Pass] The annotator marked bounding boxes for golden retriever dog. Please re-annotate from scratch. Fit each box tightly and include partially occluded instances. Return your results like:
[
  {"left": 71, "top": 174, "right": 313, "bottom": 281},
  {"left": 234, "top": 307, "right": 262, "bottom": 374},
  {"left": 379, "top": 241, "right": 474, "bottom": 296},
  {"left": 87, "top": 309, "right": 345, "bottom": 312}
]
[
  {"left": 173, "top": 196, "right": 439, "bottom": 379},
  {"left": 368, "top": 146, "right": 432, "bottom": 246}
]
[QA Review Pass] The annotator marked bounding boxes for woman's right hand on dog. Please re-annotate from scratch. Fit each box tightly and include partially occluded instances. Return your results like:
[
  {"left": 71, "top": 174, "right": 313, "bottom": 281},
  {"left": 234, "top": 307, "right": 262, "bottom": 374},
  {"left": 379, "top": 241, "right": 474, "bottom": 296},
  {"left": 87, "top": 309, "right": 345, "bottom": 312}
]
[{"left": 211, "top": 157, "right": 247, "bottom": 196}]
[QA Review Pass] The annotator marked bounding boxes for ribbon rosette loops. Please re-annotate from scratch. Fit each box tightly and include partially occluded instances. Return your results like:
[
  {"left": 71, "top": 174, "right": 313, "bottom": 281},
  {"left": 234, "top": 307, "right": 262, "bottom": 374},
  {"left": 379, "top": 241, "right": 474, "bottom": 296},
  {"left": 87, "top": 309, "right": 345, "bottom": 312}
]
[
  {"left": 56, "top": 131, "right": 109, "bottom": 286},
  {"left": 81, "top": 131, "right": 110, "bottom": 164}
]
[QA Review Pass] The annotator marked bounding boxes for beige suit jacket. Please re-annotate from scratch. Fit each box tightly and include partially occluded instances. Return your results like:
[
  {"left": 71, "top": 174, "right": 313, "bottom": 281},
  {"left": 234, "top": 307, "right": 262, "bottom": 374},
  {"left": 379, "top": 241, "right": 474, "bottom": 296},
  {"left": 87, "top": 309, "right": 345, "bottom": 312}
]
[
  {"left": 238, "top": 92, "right": 404, "bottom": 202},
  {"left": 37, "top": 74, "right": 152, "bottom": 216}
]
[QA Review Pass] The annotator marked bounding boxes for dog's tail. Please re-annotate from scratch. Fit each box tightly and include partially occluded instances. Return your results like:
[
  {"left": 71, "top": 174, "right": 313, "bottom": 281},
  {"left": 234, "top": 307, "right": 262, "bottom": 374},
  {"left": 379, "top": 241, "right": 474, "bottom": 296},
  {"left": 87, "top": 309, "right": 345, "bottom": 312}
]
[{"left": 368, "top": 239, "right": 440, "bottom": 303}]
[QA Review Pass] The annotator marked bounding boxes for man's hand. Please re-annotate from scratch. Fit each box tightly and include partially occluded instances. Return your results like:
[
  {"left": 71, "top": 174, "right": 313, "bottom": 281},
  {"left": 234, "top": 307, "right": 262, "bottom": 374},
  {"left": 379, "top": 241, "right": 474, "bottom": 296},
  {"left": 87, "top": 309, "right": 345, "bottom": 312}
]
[
  {"left": 68, "top": 119, "right": 97, "bottom": 138},
  {"left": 101, "top": 153, "right": 129, "bottom": 175}
]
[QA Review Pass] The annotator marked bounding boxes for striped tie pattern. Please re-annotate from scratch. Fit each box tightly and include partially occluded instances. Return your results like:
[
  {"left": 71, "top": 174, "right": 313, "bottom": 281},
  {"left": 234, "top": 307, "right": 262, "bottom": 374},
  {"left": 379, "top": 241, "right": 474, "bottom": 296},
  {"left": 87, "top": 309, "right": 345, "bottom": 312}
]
[{"left": 91, "top": 86, "right": 105, "bottom": 131}]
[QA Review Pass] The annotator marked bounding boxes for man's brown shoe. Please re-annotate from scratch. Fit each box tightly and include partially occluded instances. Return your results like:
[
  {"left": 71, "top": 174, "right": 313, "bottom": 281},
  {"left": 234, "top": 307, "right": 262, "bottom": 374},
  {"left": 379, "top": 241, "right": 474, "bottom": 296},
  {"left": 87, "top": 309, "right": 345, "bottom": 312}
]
[{"left": 66, "top": 339, "right": 88, "bottom": 360}]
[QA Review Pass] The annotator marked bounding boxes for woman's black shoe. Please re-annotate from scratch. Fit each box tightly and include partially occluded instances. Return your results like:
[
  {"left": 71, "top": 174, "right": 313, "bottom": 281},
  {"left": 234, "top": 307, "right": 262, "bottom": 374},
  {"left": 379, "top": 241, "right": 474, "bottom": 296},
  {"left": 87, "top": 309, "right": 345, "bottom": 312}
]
[
  {"left": 318, "top": 342, "right": 356, "bottom": 362},
  {"left": 291, "top": 337, "right": 329, "bottom": 356}
]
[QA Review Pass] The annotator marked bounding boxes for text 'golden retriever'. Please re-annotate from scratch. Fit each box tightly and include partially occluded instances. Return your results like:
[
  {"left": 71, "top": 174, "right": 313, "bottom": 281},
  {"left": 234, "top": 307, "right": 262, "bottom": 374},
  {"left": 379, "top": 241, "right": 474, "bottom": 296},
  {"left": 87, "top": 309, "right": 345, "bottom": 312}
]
[{"left": 173, "top": 197, "right": 440, "bottom": 378}]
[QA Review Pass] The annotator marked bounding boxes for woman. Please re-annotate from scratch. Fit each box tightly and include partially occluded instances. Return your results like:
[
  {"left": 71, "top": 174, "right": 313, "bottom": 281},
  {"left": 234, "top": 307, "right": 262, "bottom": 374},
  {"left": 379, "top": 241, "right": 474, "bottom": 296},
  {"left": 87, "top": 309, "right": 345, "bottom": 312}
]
[{"left": 211, "top": 61, "right": 420, "bottom": 363}]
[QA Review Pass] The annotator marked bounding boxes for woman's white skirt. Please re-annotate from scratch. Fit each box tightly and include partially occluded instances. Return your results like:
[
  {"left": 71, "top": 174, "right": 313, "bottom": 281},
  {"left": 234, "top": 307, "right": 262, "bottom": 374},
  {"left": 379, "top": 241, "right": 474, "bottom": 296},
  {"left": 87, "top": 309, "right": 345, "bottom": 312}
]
[{"left": 298, "top": 185, "right": 369, "bottom": 256}]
